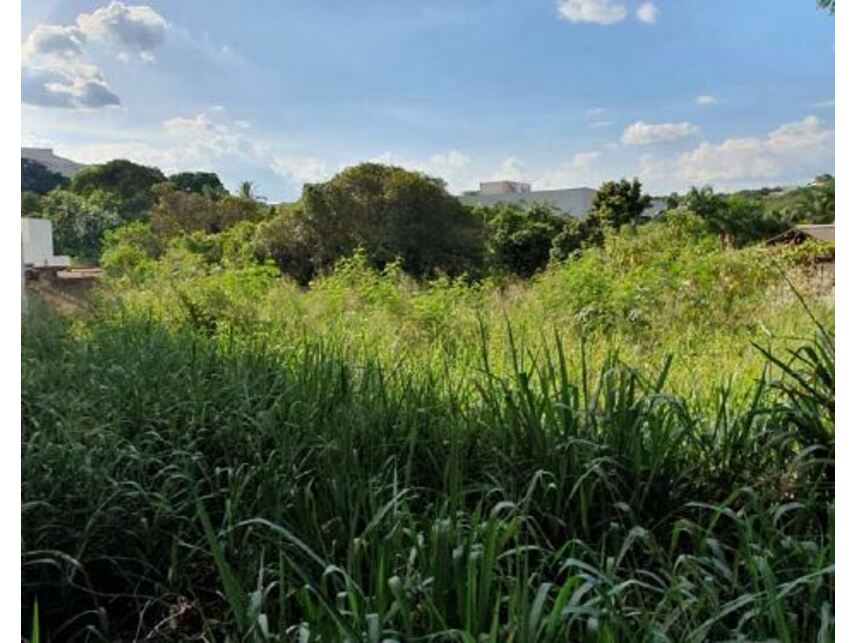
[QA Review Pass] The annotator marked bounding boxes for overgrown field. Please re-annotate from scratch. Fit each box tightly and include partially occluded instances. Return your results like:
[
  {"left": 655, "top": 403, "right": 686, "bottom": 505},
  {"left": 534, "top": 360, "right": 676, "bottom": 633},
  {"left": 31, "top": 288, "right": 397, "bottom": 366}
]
[{"left": 22, "top": 219, "right": 834, "bottom": 641}]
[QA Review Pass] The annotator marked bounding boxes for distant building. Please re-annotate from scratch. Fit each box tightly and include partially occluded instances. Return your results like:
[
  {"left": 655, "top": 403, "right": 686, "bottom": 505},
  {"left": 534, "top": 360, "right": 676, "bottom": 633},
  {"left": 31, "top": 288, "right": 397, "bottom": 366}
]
[
  {"left": 474, "top": 181, "right": 532, "bottom": 195},
  {"left": 460, "top": 181, "right": 597, "bottom": 217},
  {"left": 21, "top": 148, "right": 86, "bottom": 178},
  {"left": 460, "top": 180, "right": 667, "bottom": 219}
]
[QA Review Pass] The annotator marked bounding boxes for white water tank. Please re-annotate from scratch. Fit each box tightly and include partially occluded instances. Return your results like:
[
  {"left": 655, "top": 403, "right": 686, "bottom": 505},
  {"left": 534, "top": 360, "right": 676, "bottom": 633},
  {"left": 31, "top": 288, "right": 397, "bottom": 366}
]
[{"left": 22, "top": 217, "right": 70, "bottom": 268}]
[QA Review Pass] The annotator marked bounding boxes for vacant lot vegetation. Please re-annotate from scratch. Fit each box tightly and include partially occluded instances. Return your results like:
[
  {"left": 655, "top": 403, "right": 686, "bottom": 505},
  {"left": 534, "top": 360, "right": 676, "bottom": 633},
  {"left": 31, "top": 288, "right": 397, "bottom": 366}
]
[{"left": 22, "top": 210, "right": 833, "bottom": 641}]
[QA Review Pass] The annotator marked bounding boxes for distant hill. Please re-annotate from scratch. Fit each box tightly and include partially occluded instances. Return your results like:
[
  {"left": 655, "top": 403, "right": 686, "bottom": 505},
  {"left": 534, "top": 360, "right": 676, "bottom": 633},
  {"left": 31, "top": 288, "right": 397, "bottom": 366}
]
[{"left": 21, "top": 148, "right": 86, "bottom": 178}]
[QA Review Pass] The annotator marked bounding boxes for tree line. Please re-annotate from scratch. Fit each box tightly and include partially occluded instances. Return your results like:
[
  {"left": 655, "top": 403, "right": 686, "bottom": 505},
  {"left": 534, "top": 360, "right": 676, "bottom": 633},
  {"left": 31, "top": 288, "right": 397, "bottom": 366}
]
[{"left": 22, "top": 157, "right": 834, "bottom": 281}]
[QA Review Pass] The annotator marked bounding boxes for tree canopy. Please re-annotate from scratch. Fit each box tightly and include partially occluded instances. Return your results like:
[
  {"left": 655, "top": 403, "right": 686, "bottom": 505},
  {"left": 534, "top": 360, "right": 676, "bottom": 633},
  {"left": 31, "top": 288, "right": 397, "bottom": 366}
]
[
  {"left": 588, "top": 178, "right": 652, "bottom": 229},
  {"left": 482, "top": 203, "right": 567, "bottom": 277},
  {"left": 168, "top": 172, "right": 228, "bottom": 198},
  {"left": 69, "top": 159, "right": 166, "bottom": 221},
  {"left": 22, "top": 159, "right": 69, "bottom": 195},
  {"left": 260, "top": 163, "right": 485, "bottom": 282}
]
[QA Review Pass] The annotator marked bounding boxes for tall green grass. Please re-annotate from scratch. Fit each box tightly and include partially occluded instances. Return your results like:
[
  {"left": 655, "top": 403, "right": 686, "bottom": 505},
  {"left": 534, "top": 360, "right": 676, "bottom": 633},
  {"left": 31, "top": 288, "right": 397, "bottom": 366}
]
[{"left": 22, "top": 297, "right": 833, "bottom": 640}]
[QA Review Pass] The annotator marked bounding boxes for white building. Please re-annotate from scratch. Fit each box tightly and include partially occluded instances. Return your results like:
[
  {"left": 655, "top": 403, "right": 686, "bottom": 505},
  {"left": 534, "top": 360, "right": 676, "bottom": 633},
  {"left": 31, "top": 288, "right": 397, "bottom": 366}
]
[
  {"left": 22, "top": 217, "right": 70, "bottom": 269},
  {"left": 460, "top": 181, "right": 597, "bottom": 217}
]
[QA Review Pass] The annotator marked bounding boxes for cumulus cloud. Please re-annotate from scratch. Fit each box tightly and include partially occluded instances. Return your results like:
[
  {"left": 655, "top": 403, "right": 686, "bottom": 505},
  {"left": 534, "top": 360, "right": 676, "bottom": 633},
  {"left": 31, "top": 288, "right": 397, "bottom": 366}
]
[
  {"left": 636, "top": 2, "right": 658, "bottom": 24},
  {"left": 622, "top": 120, "right": 700, "bottom": 145},
  {"left": 23, "top": 25, "right": 87, "bottom": 59},
  {"left": 695, "top": 94, "right": 718, "bottom": 106},
  {"left": 639, "top": 115, "right": 833, "bottom": 188},
  {"left": 21, "top": 2, "right": 167, "bottom": 109},
  {"left": 557, "top": 0, "right": 627, "bottom": 25},
  {"left": 76, "top": 2, "right": 167, "bottom": 61},
  {"left": 22, "top": 63, "right": 120, "bottom": 109},
  {"left": 492, "top": 156, "right": 528, "bottom": 182}
]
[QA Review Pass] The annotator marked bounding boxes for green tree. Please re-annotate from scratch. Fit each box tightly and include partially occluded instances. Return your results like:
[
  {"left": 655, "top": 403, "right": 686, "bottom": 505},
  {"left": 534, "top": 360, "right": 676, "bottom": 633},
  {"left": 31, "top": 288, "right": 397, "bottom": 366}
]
[
  {"left": 482, "top": 203, "right": 566, "bottom": 277},
  {"left": 69, "top": 159, "right": 166, "bottom": 221},
  {"left": 237, "top": 180, "right": 262, "bottom": 201},
  {"left": 683, "top": 186, "right": 788, "bottom": 246},
  {"left": 256, "top": 205, "right": 317, "bottom": 283},
  {"left": 21, "top": 159, "right": 68, "bottom": 194},
  {"left": 797, "top": 178, "right": 834, "bottom": 224},
  {"left": 150, "top": 184, "right": 266, "bottom": 237},
  {"left": 21, "top": 191, "right": 44, "bottom": 217},
  {"left": 40, "top": 191, "right": 123, "bottom": 261},
  {"left": 169, "top": 172, "right": 228, "bottom": 198},
  {"left": 588, "top": 178, "right": 652, "bottom": 230},
  {"left": 260, "top": 163, "right": 485, "bottom": 281},
  {"left": 100, "top": 222, "right": 165, "bottom": 281},
  {"left": 549, "top": 216, "right": 604, "bottom": 262}
]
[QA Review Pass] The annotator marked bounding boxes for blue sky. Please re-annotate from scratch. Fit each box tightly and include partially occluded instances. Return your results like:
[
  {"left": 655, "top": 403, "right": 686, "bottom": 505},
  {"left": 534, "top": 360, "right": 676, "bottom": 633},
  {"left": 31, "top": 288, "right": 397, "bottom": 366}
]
[{"left": 22, "top": 0, "right": 835, "bottom": 201}]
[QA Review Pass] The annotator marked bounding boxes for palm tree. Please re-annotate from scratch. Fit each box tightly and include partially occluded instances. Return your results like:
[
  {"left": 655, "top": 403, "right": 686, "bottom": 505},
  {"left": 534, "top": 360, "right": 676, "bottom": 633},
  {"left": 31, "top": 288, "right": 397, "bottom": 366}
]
[{"left": 238, "top": 181, "right": 255, "bottom": 200}]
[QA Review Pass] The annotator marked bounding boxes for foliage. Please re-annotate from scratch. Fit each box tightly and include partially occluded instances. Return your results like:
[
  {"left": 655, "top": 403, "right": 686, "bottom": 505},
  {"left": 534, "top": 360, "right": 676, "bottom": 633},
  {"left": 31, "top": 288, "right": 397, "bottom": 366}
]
[
  {"left": 21, "top": 159, "right": 68, "bottom": 194},
  {"left": 69, "top": 159, "right": 166, "bottom": 221},
  {"left": 100, "top": 222, "right": 165, "bottom": 282},
  {"left": 150, "top": 183, "right": 266, "bottom": 237},
  {"left": 21, "top": 191, "right": 44, "bottom": 217},
  {"left": 796, "top": 177, "right": 835, "bottom": 224},
  {"left": 258, "top": 163, "right": 486, "bottom": 282},
  {"left": 38, "top": 190, "right": 123, "bottom": 261},
  {"left": 588, "top": 178, "right": 652, "bottom": 229},
  {"left": 482, "top": 202, "right": 567, "bottom": 277},
  {"left": 168, "top": 171, "right": 228, "bottom": 198},
  {"left": 549, "top": 215, "right": 605, "bottom": 262},
  {"left": 683, "top": 186, "right": 790, "bottom": 246},
  {"left": 22, "top": 285, "right": 834, "bottom": 640}
]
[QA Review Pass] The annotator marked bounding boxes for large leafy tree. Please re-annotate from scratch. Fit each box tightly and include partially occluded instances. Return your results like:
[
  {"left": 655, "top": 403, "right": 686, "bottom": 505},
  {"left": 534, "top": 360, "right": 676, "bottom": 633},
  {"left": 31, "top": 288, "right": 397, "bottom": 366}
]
[
  {"left": 482, "top": 203, "right": 567, "bottom": 277},
  {"left": 261, "top": 163, "right": 485, "bottom": 281},
  {"left": 69, "top": 159, "right": 166, "bottom": 221},
  {"left": 588, "top": 178, "right": 652, "bottom": 230},
  {"left": 21, "top": 159, "right": 68, "bottom": 194}
]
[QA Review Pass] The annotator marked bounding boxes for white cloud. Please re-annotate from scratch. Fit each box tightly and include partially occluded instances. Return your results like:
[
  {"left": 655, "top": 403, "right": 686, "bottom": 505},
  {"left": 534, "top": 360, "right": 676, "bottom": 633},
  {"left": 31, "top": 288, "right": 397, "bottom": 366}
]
[
  {"left": 622, "top": 120, "right": 700, "bottom": 145},
  {"left": 557, "top": 0, "right": 627, "bottom": 25},
  {"left": 271, "top": 157, "right": 329, "bottom": 184},
  {"left": 695, "top": 94, "right": 718, "bottom": 106},
  {"left": 589, "top": 120, "right": 613, "bottom": 128},
  {"left": 162, "top": 113, "right": 226, "bottom": 136},
  {"left": 535, "top": 151, "right": 601, "bottom": 188},
  {"left": 22, "top": 63, "right": 120, "bottom": 109},
  {"left": 636, "top": 2, "right": 658, "bottom": 24},
  {"left": 492, "top": 156, "right": 528, "bottom": 181},
  {"left": 639, "top": 115, "right": 833, "bottom": 189},
  {"left": 813, "top": 99, "right": 835, "bottom": 109},
  {"left": 366, "top": 149, "right": 474, "bottom": 191},
  {"left": 23, "top": 25, "right": 87, "bottom": 60},
  {"left": 22, "top": 2, "right": 167, "bottom": 109},
  {"left": 76, "top": 2, "right": 167, "bottom": 61}
]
